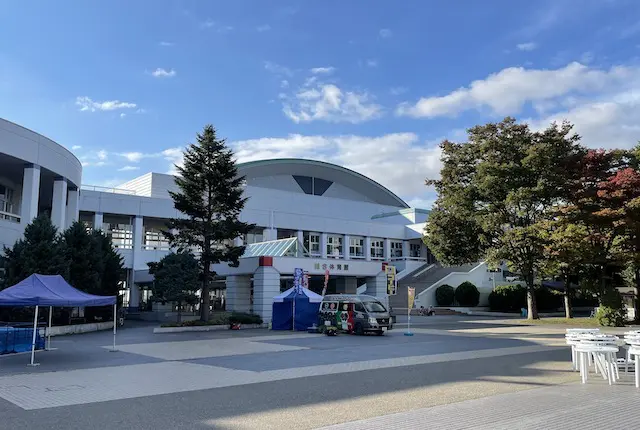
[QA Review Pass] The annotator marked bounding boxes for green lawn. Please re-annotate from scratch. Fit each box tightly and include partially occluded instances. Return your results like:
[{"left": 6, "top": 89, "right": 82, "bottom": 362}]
[{"left": 515, "top": 317, "right": 601, "bottom": 327}]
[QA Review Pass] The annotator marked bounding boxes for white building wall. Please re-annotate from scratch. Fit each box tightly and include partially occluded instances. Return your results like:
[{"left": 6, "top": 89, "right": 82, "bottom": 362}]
[
  {"left": 117, "top": 173, "right": 153, "bottom": 196},
  {"left": 247, "top": 174, "right": 304, "bottom": 193}
]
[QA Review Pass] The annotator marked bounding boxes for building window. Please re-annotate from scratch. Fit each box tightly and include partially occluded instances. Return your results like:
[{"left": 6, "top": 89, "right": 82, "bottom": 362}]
[
  {"left": 349, "top": 237, "right": 365, "bottom": 258},
  {"left": 277, "top": 229, "right": 297, "bottom": 240},
  {"left": 103, "top": 215, "right": 133, "bottom": 249},
  {"left": 390, "top": 241, "right": 403, "bottom": 258},
  {"left": 371, "top": 239, "right": 384, "bottom": 259},
  {"left": 410, "top": 243, "right": 422, "bottom": 258},
  {"left": 292, "top": 175, "right": 334, "bottom": 196},
  {"left": 304, "top": 232, "right": 321, "bottom": 256},
  {"left": 144, "top": 227, "right": 170, "bottom": 250},
  {"left": 327, "top": 235, "right": 343, "bottom": 258},
  {"left": 245, "top": 228, "right": 264, "bottom": 244}
]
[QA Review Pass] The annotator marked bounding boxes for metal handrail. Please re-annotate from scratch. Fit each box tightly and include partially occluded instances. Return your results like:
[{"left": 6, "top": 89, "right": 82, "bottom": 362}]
[{"left": 81, "top": 184, "right": 136, "bottom": 195}]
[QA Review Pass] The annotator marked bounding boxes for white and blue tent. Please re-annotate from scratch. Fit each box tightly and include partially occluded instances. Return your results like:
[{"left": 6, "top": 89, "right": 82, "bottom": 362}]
[{"left": 271, "top": 286, "right": 322, "bottom": 331}]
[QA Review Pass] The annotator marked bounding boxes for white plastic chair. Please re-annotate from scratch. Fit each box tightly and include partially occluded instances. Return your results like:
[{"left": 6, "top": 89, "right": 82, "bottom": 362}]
[
  {"left": 574, "top": 334, "right": 620, "bottom": 385},
  {"left": 566, "top": 329, "right": 600, "bottom": 371},
  {"left": 629, "top": 346, "right": 640, "bottom": 388}
]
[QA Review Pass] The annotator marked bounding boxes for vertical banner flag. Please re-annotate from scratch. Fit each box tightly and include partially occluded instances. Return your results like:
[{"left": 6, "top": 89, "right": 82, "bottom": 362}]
[
  {"left": 408, "top": 287, "right": 415, "bottom": 310},
  {"left": 322, "top": 269, "right": 330, "bottom": 296},
  {"left": 386, "top": 265, "right": 397, "bottom": 295},
  {"left": 293, "top": 268, "right": 303, "bottom": 294}
]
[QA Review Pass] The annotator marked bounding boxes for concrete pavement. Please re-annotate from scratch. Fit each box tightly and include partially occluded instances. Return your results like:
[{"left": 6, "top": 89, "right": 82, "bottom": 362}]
[{"left": 0, "top": 316, "right": 634, "bottom": 429}]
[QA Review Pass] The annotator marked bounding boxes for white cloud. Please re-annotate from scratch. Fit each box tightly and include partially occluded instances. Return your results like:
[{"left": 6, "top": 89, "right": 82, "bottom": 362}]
[
  {"left": 264, "top": 61, "right": 293, "bottom": 77},
  {"left": 163, "top": 147, "right": 184, "bottom": 175},
  {"left": 231, "top": 133, "right": 443, "bottom": 203},
  {"left": 71, "top": 145, "right": 82, "bottom": 150},
  {"left": 516, "top": 42, "right": 537, "bottom": 51},
  {"left": 119, "top": 152, "right": 145, "bottom": 162},
  {"left": 256, "top": 24, "right": 271, "bottom": 32},
  {"left": 97, "top": 150, "right": 108, "bottom": 160},
  {"left": 201, "top": 19, "right": 233, "bottom": 33},
  {"left": 366, "top": 59, "right": 378, "bottom": 67},
  {"left": 310, "top": 67, "right": 335, "bottom": 74},
  {"left": 280, "top": 80, "right": 289, "bottom": 88},
  {"left": 406, "top": 197, "right": 437, "bottom": 210},
  {"left": 159, "top": 41, "right": 175, "bottom": 47},
  {"left": 397, "top": 62, "right": 639, "bottom": 118},
  {"left": 379, "top": 28, "right": 392, "bottom": 38},
  {"left": 75, "top": 96, "right": 136, "bottom": 112},
  {"left": 151, "top": 68, "right": 176, "bottom": 78},
  {"left": 120, "top": 113, "right": 126, "bottom": 118},
  {"left": 118, "top": 166, "right": 140, "bottom": 172},
  {"left": 390, "top": 87, "right": 408, "bottom": 96},
  {"left": 283, "top": 83, "right": 382, "bottom": 124}
]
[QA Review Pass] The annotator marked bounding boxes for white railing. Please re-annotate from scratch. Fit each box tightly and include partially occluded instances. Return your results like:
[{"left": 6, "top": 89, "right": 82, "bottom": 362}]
[
  {"left": 81, "top": 184, "right": 136, "bottom": 195},
  {"left": 0, "top": 199, "right": 20, "bottom": 223},
  {"left": 142, "top": 244, "right": 171, "bottom": 251}
]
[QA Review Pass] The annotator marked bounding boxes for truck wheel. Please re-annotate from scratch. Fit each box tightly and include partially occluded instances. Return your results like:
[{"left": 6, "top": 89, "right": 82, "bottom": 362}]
[
  {"left": 375, "top": 330, "right": 384, "bottom": 336},
  {"left": 355, "top": 323, "right": 364, "bottom": 335}
]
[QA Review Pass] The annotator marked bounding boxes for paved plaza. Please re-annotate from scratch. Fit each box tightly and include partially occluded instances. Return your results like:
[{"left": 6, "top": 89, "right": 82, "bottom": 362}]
[{"left": 0, "top": 316, "right": 637, "bottom": 429}]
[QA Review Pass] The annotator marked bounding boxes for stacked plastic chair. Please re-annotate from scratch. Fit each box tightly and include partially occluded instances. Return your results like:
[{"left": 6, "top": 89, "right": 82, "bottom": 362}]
[
  {"left": 573, "top": 332, "right": 620, "bottom": 385},
  {"left": 565, "top": 329, "right": 600, "bottom": 371},
  {"left": 623, "top": 331, "right": 640, "bottom": 388}
]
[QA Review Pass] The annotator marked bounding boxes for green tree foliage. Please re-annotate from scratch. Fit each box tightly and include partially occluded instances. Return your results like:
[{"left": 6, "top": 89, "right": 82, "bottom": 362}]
[
  {"left": 63, "top": 221, "right": 102, "bottom": 293},
  {"left": 1, "top": 214, "right": 68, "bottom": 288},
  {"left": 425, "top": 117, "right": 585, "bottom": 319},
  {"left": 455, "top": 281, "right": 480, "bottom": 307},
  {"left": 165, "top": 125, "right": 253, "bottom": 321},
  {"left": 148, "top": 252, "right": 200, "bottom": 323},
  {"left": 540, "top": 220, "right": 591, "bottom": 318},
  {"left": 91, "top": 229, "right": 125, "bottom": 297}
]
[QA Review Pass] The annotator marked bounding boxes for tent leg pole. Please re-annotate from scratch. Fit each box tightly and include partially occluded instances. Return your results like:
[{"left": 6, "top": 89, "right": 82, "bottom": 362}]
[
  {"left": 28, "top": 305, "right": 40, "bottom": 367},
  {"left": 110, "top": 303, "right": 117, "bottom": 352},
  {"left": 46, "top": 306, "right": 52, "bottom": 351}
]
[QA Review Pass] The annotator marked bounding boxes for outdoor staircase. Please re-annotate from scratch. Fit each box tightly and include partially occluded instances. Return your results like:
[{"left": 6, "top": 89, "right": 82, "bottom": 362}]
[{"left": 389, "top": 263, "right": 478, "bottom": 310}]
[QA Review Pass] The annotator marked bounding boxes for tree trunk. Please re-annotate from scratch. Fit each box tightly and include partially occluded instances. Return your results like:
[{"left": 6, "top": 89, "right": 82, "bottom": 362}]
[
  {"left": 564, "top": 290, "right": 572, "bottom": 319},
  {"left": 177, "top": 301, "right": 182, "bottom": 323},
  {"left": 635, "top": 269, "right": 640, "bottom": 323},
  {"left": 563, "top": 274, "right": 572, "bottom": 319},
  {"left": 201, "top": 261, "right": 210, "bottom": 322},
  {"left": 526, "top": 275, "right": 539, "bottom": 320}
]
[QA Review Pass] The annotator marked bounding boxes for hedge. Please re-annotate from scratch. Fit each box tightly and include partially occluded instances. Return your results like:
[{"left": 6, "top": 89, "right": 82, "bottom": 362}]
[
  {"left": 488, "top": 284, "right": 564, "bottom": 312},
  {"left": 435, "top": 284, "right": 455, "bottom": 306},
  {"left": 455, "top": 281, "right": 480, "bottom": 307}
]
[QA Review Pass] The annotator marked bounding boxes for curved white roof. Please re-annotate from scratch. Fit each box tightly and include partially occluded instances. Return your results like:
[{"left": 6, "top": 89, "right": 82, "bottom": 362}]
[{"left": 238, "top": 158, "right": 409, "bottom": 208}]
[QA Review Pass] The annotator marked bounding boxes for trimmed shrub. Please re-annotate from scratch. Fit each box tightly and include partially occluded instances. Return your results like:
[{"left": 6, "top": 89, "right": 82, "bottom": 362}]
[
  {"left": 488, "top": 284, "right": 526, "bottom": 312},
  {"left": 229, "top": 312, "right": 263, "bottom": 325},
  {"left": 435, "top": 284, "right": 455, "bottom": 306},
  {"left": 455, "top": 281, "right": 480, "bottom": 307},
  {"left": 595, "top": 290, "right": 627, "bottom": 327}
]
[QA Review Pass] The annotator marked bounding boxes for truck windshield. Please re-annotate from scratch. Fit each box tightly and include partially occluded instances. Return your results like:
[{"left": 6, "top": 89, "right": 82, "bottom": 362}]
[{"left": 363, "top": 301, "right": 386, "bottom": 313}]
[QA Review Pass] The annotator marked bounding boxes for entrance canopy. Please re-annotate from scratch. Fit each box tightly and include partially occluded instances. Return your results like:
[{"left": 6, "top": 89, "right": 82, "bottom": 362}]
[
  {"left": 242, "top": 237, "right": 308, "bottom": 258},
  {"left": 0, "top": 274, "right": 116, "bottom": 307}
]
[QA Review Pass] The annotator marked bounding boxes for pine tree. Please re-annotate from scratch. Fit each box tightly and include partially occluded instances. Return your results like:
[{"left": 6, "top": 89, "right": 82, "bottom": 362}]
[
  {"left": 165, "top": 125, "right": 253, "bottom": 321},
  {"left": 91, "top": 229, "right": 125, "bottom": 297},
  {"left": 1, "top": 214, "right": 68, "bottom": 288},
  {"left": 63, "top": 221, "right": 102, "bottom": 294}
]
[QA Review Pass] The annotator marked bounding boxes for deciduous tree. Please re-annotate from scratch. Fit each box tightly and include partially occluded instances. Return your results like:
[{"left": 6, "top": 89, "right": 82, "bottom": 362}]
[
  {"left": 148, "top": 252, "right": 200, "bottom": 323},
  {"left": 425, "top": 117, "right": 584, "bottom": 319}
]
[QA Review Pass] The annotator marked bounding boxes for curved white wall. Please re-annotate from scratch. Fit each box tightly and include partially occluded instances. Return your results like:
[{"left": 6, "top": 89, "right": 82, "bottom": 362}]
[{"left": 0, "top": 118, "right": 82, "bottom": 187}]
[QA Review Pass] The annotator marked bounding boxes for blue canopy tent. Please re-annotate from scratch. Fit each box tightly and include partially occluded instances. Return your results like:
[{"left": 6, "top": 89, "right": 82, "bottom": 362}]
[
  {"left": 272, "top": 287, "right": 323, "bottom": 331},
  {"left": 0, "top": 274, "right": 117, "bottom": 366}
]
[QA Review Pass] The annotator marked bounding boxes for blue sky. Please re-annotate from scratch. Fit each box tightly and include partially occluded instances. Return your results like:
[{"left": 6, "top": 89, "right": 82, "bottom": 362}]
[{"left": 1, "top": 0, "right": 640, "bottom": 208}]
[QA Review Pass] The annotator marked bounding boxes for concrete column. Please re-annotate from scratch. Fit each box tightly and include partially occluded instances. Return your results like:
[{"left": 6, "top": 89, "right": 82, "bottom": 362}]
[
  {"left": 343, "top": 234, "right": 350, "bottom": 260},
  {"left": 253, "top": 266, "right": 281, "bottom": 323},
  {"left": 402, "top": 240, "right": 410, "bottom": 259},
  {"left": 297, "top": 230, "right": 305, "bottom": 256},
  {"left": 226, "top": 275, "right": 252, "bottom": 313},
  {"left": 20, "top": 164, "right": 41, "bottom": 225},
  {"left": 51, "top": 178, "right": 68, "bottom": 231},
  {"left": 65, "top": 187, "right": 79, "bottom": 228},
  {"left": 128, "top": 269, "right": 140, "bottom": 309},
  {"left": 365, "top": 237, "right": 372, "bottom": 261},
  {"left": 263, "top": 228, "right": 277, "bottom": 241},
  {"left": 384, "top": 238, "right": 391, "bottom": 261},
  {"left": 320, "top": 233, "right": 328, "bottom": 259},
  {"left": 93, "top": 212, "right": 104, "bottom": 230},
  {"left": 365, "top": 272, "right": 389, "bottom": 309},
  {"left": 335, "top": 276, "right": 357, "bottom": 294}
]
